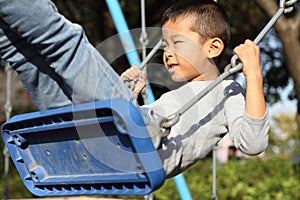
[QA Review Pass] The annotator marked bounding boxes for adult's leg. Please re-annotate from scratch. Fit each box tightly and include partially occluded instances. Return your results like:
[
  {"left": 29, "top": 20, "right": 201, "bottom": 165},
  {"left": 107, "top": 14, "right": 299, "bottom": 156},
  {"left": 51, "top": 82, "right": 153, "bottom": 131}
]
[
  {"left": 0, "top": 18, "right": 72, "bottom": 110},
  {"left": 0, "top": 0, "right": 135, "bottom": 109}
]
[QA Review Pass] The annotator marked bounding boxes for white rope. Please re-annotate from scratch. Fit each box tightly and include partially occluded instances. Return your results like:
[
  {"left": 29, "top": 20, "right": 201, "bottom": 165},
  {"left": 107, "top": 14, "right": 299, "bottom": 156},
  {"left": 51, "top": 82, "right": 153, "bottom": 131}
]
[
  {"left": 211, "top": 1, "right": 218, "bottom": 199},
  {"left": 139, "top": 0, "right": 148, "bottom": 60},
  {"left": 3, "top": 62, "right": 12, "bottom": 200},
  {"left": 140, "top": 2, "right": 153, "bottom": 200},
  {"left": 4, "top": 62, "right": 12, "bottom": 120},
  {"left": 139, "top": 0, "right": 150, "bottom": 105},
  {"left": 211, "top": 145, "right": 218, "bottom": 200}
]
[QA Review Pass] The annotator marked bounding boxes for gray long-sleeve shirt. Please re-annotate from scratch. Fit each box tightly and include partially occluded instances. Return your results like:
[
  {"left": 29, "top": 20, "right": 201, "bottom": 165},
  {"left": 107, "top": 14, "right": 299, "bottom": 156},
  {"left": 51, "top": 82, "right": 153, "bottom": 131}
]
[{"left": 144, "top": 80, "right": 269, "bottom": 178}]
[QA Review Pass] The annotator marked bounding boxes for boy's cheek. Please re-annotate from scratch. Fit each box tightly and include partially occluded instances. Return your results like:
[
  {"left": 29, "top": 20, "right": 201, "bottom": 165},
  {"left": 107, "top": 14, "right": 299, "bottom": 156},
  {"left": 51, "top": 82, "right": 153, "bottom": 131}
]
[
  {"left": 173, "top": 49, "right": 189, "bottom": 60},
  {"left": 176, "top": 50, "right": 199, "bottom": 65}
]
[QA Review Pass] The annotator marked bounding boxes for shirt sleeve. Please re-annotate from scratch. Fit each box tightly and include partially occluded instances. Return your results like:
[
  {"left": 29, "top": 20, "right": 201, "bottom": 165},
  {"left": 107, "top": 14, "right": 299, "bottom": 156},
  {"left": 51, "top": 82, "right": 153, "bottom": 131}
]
[{"left": 224, "top": 82, "right": 269, "bottom": 155}]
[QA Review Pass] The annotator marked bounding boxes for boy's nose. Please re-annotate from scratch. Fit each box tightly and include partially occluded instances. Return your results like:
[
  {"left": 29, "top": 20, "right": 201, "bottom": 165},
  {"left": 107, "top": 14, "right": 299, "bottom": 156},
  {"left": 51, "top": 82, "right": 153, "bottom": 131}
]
[{"left": 165, "top": 50, "right": 174, "bottom": 57}]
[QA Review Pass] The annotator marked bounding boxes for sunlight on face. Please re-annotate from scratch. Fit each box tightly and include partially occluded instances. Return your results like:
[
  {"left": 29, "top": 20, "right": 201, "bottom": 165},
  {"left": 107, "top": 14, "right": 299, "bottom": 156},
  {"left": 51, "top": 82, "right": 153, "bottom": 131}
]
[{"left": 162, "top": 17, "right": 217, "bottom": 82}]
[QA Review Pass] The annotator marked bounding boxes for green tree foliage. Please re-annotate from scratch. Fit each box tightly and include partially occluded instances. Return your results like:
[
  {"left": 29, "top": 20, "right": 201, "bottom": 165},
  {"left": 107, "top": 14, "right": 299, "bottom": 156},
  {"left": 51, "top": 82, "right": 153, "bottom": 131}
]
[
  {"left": 1, "top": 155, "right": 299, "bottom": 199},
  {"left": 154, "top": 158, "right": 300, "bottom": 200},
  {"left": 268, "top": 113, "right": 300, "bottom": 157}
]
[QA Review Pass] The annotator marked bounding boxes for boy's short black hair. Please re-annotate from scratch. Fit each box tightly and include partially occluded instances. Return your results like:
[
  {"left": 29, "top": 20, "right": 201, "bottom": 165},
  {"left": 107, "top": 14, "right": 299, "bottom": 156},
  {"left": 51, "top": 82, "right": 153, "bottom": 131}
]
[{"left": 162, "top": 0, "right": 230, "bottom": 53}]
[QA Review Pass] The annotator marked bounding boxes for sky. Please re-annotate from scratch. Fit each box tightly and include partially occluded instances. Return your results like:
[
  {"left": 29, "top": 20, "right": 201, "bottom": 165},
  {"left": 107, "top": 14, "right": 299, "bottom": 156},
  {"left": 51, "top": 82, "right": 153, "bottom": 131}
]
[{"left": 268, "top": 83, "right": 297, "bottom": 116}]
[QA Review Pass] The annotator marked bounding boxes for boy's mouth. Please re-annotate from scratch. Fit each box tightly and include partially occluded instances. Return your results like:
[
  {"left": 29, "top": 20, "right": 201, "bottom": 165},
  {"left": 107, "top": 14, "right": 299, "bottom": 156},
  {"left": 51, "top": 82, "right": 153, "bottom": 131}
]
[{"left": 167, "top": 65, "right": 178, "bottom": 74}]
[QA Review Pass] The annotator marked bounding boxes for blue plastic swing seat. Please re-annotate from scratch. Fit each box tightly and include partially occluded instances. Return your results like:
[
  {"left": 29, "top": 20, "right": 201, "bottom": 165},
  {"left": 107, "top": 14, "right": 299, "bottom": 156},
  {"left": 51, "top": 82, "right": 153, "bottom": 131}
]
[{"left": 2, "top": 98, "right": 165, "bottom": 197}]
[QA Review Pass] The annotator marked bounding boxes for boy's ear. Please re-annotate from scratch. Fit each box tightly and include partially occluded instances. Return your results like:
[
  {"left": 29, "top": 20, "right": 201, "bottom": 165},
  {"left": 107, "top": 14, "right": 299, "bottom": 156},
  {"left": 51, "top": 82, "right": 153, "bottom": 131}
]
[{"left": 205, "top": 37, "right": 224, "bottom": 58}]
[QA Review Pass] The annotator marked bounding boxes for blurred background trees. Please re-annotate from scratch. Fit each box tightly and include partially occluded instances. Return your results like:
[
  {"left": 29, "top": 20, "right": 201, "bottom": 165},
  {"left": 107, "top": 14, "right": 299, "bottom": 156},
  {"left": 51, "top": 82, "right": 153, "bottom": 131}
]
[{"left": 1, "top": 0, "right": 299, "bottom": 117}]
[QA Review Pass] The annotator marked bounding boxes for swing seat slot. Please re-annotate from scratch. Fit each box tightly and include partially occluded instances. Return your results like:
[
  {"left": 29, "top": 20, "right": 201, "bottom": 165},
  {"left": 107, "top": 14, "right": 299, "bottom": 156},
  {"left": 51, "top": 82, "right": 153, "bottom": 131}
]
[{"left": 2, "top": 98, "right": 165, "bottom": 196}]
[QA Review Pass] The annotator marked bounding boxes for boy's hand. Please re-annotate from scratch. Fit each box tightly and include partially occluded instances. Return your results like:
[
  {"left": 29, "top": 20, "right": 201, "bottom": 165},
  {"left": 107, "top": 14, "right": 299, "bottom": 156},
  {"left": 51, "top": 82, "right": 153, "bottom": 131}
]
[
  {"left": 121, "top": 65, "right": 146, "bottom": 99},
  {"left": 234, "top": 39, "right": 266, "bottom": 118},
  {"left": 234, "top": 39, "right": 261, "bottom": 79}
]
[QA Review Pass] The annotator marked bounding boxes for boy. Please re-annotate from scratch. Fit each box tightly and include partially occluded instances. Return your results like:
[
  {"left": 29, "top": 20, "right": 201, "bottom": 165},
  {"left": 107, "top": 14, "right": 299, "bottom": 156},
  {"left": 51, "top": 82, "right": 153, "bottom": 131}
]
[
  {"left": 0, "top": 0, "right": 268, "bottom": 178},
  {"left": 121, "top": 0, "right": 269, "bottom": 178}
]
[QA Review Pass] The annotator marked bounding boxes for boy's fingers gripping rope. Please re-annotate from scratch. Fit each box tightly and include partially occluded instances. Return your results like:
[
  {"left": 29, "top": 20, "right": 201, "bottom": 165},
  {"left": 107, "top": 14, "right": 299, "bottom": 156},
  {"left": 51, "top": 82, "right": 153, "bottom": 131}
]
[
  {"left": 121, "top": 65, "right": 141, "bottom": 90},
  {"left": 122, "top": 39, "right": 162, "bottom": 91}
]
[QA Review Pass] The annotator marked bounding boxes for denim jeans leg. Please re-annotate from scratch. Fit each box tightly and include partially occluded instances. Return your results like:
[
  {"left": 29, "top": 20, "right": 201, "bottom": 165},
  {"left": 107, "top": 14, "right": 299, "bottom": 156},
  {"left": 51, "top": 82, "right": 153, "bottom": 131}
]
[
  {"left": 0, "top": 0, "right": 136, "bottom": 109},
  {"left": 0, "top": 18, "right": 73, "bottom": 110}
]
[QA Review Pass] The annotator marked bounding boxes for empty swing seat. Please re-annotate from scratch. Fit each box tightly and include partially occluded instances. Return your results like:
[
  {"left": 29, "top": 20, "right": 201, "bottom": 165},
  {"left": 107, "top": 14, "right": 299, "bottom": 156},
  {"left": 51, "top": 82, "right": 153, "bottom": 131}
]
[{"left": 2, "top": 98, "right": 165, "bottom": 196}]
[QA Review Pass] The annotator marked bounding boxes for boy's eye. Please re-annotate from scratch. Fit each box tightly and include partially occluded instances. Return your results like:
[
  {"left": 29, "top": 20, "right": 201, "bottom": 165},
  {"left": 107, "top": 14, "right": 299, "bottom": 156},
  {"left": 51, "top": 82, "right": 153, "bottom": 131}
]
[{"left": 173, "top": 40, "right": 183, "bottom": 45}]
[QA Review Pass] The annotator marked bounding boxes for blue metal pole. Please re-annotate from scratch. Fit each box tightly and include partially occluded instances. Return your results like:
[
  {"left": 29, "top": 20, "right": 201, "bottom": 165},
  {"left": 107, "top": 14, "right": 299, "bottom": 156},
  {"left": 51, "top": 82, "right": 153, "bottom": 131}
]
[
  {"left": 174, "top": 174, "right": 193, "bottom": 200},
  {"left": 105, "top": 1, "right": 192, "bottom": 199},
  {"left": 105, "top": 0, "right": 155, "bottom": 104}
]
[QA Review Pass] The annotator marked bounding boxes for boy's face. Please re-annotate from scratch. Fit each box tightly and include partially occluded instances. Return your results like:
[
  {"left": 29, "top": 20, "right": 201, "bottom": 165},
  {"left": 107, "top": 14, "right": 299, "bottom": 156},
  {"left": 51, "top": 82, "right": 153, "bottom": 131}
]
[{"left": 162, "top": 16, "right": 217, "bottom": 82}]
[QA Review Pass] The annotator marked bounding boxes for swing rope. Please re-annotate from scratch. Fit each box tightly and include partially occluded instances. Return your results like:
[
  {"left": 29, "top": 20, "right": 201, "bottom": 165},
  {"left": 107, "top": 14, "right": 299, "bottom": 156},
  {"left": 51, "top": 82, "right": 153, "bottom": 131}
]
[
  {"left": 139, "top": 2, "right": 153, "bottom": 200},
  {"left": 3, "top": 62, "right": 12, "bottom": 200},
  {"left": 139, "top": 0, "right": 148, "bottom": 61},
  {"left": 139, "top": 0, "right": 150, "bottom": 106},
  {"left": 211, "top": 1, "right": 219, "bottom": 199}
]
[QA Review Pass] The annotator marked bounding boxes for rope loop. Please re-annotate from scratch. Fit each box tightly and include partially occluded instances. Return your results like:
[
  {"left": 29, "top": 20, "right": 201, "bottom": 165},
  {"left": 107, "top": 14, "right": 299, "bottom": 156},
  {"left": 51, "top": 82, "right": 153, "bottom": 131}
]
[{"left": 139, "top": 31, "right": 149, "bottom": 48}]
